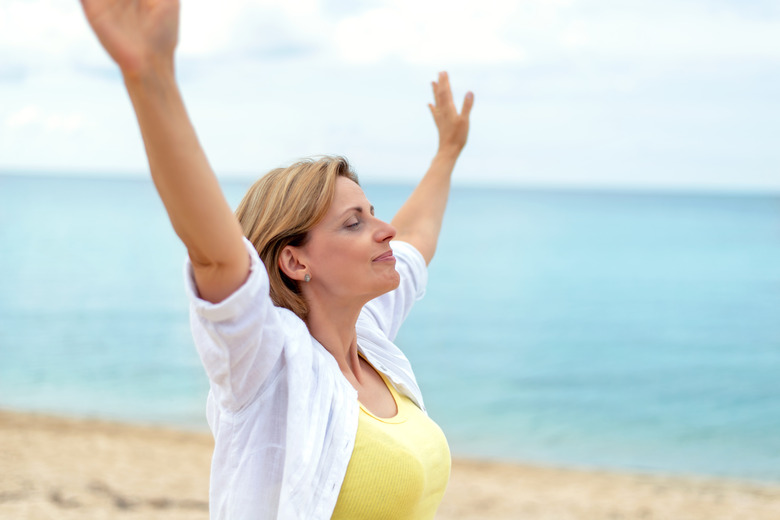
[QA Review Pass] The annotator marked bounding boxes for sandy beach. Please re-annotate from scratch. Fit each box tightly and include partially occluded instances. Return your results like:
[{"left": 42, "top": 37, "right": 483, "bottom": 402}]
[{"left": 2, "top": 409, "right": 779, "bottom": 520}]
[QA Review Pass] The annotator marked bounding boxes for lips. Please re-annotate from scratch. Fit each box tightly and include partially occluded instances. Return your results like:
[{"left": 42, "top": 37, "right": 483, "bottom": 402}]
[{"left": 373, "top": 250, "right": 395, "bottom": 262}]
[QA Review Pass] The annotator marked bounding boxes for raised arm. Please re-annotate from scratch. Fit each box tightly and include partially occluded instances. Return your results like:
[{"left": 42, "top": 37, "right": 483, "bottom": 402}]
[
  {"left": 80, "top": 0, "right": 248, "bottom": 303},
  {"left": 391, "top": 71, "right": 474, "bottom": 265}
]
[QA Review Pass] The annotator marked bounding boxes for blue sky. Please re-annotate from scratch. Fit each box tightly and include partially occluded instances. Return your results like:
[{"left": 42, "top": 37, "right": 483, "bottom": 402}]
[{"left": 1, "top": 0, "right": 779, "bottom": 190}]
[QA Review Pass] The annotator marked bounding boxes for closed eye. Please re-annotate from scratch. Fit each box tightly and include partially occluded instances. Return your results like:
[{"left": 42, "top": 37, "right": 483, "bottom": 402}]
[{"left": 339, "top": 205, "right": 373, "bottom": 229}]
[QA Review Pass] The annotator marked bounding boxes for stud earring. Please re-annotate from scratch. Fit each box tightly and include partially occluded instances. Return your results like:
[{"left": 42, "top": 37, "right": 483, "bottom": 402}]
[{"left": 304, "top": 274, "right": 311, "bottom": 283}]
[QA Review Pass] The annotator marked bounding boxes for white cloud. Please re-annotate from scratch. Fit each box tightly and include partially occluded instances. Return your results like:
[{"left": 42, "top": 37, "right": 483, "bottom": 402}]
[
  {"left": 4, "top": 105, "right": 86, "bottom": 134},
  {"left": 2, "top": 0, "right": 779, "bottom": 191},
  {"left": 0, "top": 2, "right": 84, "bottom": 52},
  {"left": 333, "top": 0, "right": 525, "bottom": 65},
  {"left": 0, "top": 1, "right": 99, "bottom": 72},
  {"left": 179, "top": 0, "right": 272, "bottom": 56},
  {"left": 527, "top": 1, "right": 780, "bottom": 62},
  {"left": 43, "top": 113, "right": 86, "bottom": 133},
  {"left": 6, "top": 105, "right": 42, "bottom": 129},
  {"left": 6, "top": 0, "right": 779, "bottom": 74},
  {"left": 178, "top": 0, "right": 329, "bottom": 60},
  {"left": 177, "top": 0, "right": 529, "bottom": 66}
]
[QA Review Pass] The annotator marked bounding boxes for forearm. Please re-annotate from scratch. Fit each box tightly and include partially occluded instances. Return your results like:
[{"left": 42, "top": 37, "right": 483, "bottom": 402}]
[
  {"left": 125, "top": 67, "right": 248, "bottom": 299},
  {"left": 391, "top": 148, "right": 459, "bottom": 265}
]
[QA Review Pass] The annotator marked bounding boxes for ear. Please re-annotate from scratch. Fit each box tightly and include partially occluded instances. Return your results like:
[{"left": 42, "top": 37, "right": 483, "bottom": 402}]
[{"left": 279, "top": 245, "right": 309, "bottom": 282}]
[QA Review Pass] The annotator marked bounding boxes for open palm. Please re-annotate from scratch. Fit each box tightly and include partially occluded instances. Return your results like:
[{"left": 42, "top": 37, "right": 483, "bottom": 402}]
[
  {"left": 428, "top": 71, "right": 474, "bottom": 154},
  {"left": 80, "top": 0, "right": 180, "bottom": 76}
]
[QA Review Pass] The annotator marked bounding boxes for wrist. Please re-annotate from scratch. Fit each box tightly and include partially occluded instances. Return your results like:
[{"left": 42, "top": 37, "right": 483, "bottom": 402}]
[
  {"left": 123, "top": 60, "right": 182, "bottom": 115},
  {"left": 121, "top": 54, "right": 176, "bottom": 86},
  {"left": 435, "top": 145, "right": 462, "bottom": 162}
]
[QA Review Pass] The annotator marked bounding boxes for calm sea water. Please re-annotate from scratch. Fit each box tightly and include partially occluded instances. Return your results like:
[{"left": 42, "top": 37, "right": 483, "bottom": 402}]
[{"left": 1, "top": 174, "right": 779, "bottom": 482}]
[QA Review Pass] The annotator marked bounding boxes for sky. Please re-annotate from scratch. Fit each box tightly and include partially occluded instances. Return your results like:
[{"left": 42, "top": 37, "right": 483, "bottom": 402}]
[{"left": 1, "top": 0, "right": 779, "bottom": 191}]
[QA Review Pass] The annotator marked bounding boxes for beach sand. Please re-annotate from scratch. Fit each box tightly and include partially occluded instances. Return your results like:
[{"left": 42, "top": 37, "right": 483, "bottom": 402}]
[{"left": 2, "top": 410, "right": 779, "bottom": 520}]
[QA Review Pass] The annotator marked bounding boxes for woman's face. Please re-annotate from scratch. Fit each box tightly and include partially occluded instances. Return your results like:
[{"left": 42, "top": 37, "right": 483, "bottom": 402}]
[{"left": 298, "top": 176, "right": 400, "bottom": 306}]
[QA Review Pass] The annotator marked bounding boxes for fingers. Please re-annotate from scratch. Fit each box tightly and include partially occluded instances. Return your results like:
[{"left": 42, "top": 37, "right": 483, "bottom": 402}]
[
  {"left": 430, "top": 71, "right": 473, "bottom": 121},
  {"left": 461, "top": 91, "right": 474, "bottom": 119},
  {"left": 434, "top": 71, "right": 454, "bottom": 108}
]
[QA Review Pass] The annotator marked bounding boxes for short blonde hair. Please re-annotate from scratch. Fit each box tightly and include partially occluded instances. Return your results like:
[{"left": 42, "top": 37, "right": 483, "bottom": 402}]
[{"left": 235, "top": 156, "right": 359, "bottom": 320}]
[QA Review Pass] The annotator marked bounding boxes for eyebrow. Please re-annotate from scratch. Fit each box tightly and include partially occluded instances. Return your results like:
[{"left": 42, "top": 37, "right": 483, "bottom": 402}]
[{"left": 339, "top": 205, "right": 375, "bottom": 218}]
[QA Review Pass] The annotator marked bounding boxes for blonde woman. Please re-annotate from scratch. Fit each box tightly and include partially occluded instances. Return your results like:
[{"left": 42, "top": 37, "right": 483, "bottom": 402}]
[{"left": 81, "top": 0, "right": 473, "bottom": 518}]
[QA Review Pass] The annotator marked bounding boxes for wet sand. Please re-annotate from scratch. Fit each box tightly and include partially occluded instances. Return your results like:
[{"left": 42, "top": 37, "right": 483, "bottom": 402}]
[{"left": 2, "top": 409, "right": 779, "bottom": 519}]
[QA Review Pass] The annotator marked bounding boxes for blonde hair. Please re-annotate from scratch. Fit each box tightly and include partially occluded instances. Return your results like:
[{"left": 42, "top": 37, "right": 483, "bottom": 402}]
[{"left": 235, "top": 156, "right": 359, "bottom": 320}]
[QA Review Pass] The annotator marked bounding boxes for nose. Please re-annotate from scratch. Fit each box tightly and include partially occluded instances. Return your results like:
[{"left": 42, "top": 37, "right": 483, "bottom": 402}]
[{"left": 374, "top": 217, "right": 396, "bottom": 243}]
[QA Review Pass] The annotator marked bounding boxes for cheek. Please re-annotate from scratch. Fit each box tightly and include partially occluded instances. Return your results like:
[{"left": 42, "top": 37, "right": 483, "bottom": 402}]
[{"left": 316, "top": 246, "right": 366, "bottom": 279}]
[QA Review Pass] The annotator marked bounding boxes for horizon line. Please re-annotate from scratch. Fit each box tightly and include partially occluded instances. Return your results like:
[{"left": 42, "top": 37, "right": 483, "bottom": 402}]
[{"left": 2, "top": 168, "right": 780, "bottom": 198}]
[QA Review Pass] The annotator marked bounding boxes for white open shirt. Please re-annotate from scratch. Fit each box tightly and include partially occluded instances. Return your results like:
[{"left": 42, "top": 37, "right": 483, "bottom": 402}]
[{"left": 185, "top": 238, "right": 430, "bottom": 519}]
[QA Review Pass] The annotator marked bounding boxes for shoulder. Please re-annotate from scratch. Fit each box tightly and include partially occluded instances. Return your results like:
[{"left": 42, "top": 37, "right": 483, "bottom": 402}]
[
  {"left": 391, "top": 240, "right": 427, "bottom": 270},
  {"left": 390, "top": 240, "right": 428, "bottom": 297},
  {"left": 185, "top": 237, "right": 270, "bottom": 321}
]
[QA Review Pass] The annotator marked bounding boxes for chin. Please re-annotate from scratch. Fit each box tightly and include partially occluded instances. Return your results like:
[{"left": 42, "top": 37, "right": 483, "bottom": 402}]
[
  {"left": 387, "top": 270, "right": 401, "bottom": 291},
  {"left": 372, "top": 273, "right": 401, "bottom": 298}
]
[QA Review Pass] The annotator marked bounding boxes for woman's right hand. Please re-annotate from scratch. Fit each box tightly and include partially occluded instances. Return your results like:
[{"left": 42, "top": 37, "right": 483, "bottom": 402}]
[
  {"left": 80, "top": 0, "right": 180, "bottom": 78},
  {"left": 80, "top": 0, "right": 249, "bottom": 304}
]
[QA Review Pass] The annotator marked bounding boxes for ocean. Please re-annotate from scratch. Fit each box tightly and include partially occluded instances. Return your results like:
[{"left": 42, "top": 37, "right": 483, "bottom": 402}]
[{"left": 1, "top": 174, "right": 779, "bottom": 483}]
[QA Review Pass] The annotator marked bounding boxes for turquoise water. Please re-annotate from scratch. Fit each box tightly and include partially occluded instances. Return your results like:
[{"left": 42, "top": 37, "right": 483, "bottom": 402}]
[{"left": 1, "top": 174, "right": 779, "bottom": 482}]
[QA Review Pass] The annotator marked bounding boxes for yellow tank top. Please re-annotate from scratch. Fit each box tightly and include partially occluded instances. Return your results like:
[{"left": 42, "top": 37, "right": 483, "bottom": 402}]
[{"left": 331, "top": 370, "right": 451, "bottom": 519}]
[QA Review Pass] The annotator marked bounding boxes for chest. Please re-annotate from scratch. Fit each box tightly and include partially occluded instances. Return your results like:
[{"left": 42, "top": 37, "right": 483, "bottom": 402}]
[
  {"left": 332, "top": 390, "right": 451, "bottom": 519},
  {"left": 349, "top": 355, "right": 399, "bottom": 418}
]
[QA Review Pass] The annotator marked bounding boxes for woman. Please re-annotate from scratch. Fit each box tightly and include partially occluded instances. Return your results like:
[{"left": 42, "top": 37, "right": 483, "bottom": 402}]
[{"left": 81, "top": 0, "right": 473, "bottom": 518}]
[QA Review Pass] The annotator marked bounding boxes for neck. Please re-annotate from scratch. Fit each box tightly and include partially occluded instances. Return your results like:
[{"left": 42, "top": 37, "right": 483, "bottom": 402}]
[{"left": 305, "top": 298, "right": 365, "bottom": 377}]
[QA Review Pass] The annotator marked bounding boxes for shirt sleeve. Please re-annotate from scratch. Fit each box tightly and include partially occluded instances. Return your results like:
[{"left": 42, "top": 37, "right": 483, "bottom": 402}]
[
  {"left": 359, "top": 240, "right": 428, "bottom": 342},
  {"left": 184, "top": 237, "right": 292, "bottom": 413}
]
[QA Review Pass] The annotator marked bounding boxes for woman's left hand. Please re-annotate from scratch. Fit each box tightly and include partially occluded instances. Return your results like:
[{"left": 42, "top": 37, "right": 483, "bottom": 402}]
[{"left": 428, "top": 71, "right": 474, "bottom": 156}]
